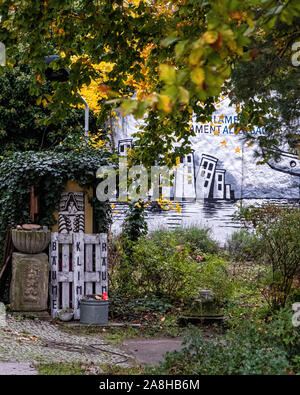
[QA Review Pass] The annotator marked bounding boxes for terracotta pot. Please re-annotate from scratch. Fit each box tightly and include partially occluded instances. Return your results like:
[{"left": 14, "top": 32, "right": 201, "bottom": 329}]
[{"left": 12, "top": 229, "right": 51, "bottom": 254}]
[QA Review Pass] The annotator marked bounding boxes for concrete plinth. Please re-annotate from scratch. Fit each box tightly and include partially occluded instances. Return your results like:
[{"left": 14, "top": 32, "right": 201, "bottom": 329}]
[{"left": 10, "top": 253, "right": 49, "bottom": 311}]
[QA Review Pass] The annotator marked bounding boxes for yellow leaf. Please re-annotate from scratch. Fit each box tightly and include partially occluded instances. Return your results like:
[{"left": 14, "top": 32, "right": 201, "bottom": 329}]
[
  {"left": 203, "top": 31, "right": 218, "bottom": 44},
  {"left": 158, "top": 94, "right": 172, "bottom": 113},
  {"left": 189, "top": 48, "right": 204, "bottom": 66},
  {"left": 190, "top": 68, "right": 205, "bottom": 86},
  {"left": 159, "top": 64, "right": 176, "bottom": 84},
  {"left": 178, "top": 86, "right": 189, "bottom": 104}
]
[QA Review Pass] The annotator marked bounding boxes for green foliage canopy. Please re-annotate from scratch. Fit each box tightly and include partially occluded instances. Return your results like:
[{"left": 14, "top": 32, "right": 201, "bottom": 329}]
[
  {"left": 0, "top": 1, "right": 299, "bottom": 165},
  {"left": 0, "top": 62, "right": 99, "bottom": 156}
]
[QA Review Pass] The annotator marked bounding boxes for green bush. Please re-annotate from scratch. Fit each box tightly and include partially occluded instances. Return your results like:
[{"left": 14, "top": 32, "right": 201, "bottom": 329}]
[
  {"left": 118, "top": 233, "right": 202, "bottom": 302},
  {"left": 226, "top": 229, "right": 263, "bottom": 262},
  {"left": 237, "top": 205, "right": 300, "bottom": 310},
  {"left": 197, "top": 254, "right": 234, "bottom": 304},
  {"left": 150, "top": 226, "right": 219, "bottom": 255},
  {"left": 111, "top": 229, "right": 232, "bottom": 304},
  {"left": 151, "top": 308, "right": 299, "bottom": 375}
]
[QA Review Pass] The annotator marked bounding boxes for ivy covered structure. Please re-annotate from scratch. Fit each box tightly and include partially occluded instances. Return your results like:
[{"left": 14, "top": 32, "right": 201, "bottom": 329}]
[{"left": 0, "top": 149, "right": 113, "bottom": 256}]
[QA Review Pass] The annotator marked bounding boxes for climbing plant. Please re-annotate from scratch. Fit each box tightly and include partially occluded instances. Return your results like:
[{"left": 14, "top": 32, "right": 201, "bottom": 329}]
[{"left": 0, "top": 149, "right": 114, "bottom": 265}]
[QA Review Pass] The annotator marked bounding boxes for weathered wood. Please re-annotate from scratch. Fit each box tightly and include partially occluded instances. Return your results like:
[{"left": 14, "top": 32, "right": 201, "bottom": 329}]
[
  {"left": 84, "top": 234, "right": 99, "bottom": 244},
  {"left": 49, "top": 233, "right": 59, "bottom": 318},
  {"left": 61, "top": 244, "right": 70, "bottom": 308},
  {"left": 85, "top": 243, "right": 93, "bottom": 295},
  {"left": 49, "top": 232, "right": 108, "bottom": 319},
  {"left": 56, "top": 234, "right": 72, "bottom": 244},
  {"left": 72, "top": 233, "right": 84, "bottom": 320},
  {"left": 100, "top": 233, "right": 108, "bottom": 295},
  {"left": 95, "top": 242, "right": 101, "bottom": 295},
  {"left": 56, "top": 271, "right": 100, "bottom": 283}
]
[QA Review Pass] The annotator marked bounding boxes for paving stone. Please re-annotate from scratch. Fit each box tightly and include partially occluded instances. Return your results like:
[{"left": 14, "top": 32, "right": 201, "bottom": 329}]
[
  {"left": 122, "top": 337, "right": 185, "bottom": 366},
  {"left": 0, "top": 362, "right": 37, "bottom": 375}
]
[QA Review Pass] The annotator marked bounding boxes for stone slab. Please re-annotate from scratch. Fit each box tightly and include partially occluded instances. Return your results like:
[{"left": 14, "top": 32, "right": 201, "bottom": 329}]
[
  {"left": 0, "top": 362, "right": 37, "bottom": 375},
  {"left": 10, "top": 253, "right": 49, "bottom": 312},
  {"left": 122, "top": 337, "right": 184, "bottom": 366}
]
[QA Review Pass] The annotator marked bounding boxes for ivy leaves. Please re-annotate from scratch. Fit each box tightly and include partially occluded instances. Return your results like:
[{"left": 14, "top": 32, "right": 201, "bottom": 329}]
[{"left": 0, "top": 150, "right": 113, "bottom": 254}]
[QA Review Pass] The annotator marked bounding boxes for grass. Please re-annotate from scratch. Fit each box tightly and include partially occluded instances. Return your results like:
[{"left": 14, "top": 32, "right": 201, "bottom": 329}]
[
  {"left": 35, "top": 362, "right": 145, "bottom": 375},
  {"left": 36, "top": 362, "right": 90, "bottom": 375},
  {"left": 57, "top": 315, "right": 185, "bottom": 344}
]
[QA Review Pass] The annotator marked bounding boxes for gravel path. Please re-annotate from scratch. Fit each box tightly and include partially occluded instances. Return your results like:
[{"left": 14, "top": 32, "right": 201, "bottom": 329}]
[{"left": 0, "top": 315, "right": 130, "bottom": 369}]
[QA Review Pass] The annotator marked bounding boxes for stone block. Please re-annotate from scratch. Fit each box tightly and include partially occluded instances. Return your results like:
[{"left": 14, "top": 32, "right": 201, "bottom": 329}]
[{"left": 10, "top": 253, "right": 49, "bottom": 311}]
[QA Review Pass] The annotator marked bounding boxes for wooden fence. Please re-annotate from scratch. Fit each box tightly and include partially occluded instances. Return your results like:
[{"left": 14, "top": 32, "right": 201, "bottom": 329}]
[{"left": 49, "top": 232, "right": 108, "bottom": 319}]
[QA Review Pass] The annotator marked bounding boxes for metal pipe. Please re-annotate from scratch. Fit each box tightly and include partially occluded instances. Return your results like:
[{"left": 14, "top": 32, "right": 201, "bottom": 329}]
[{"left": 77, "top": 92, "right": 89, "bottom": 138}]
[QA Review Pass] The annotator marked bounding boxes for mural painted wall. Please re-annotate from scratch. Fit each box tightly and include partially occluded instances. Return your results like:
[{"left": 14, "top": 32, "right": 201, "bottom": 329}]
[{"left": 111, "top": 98, "right": 300, "bottom": 244}]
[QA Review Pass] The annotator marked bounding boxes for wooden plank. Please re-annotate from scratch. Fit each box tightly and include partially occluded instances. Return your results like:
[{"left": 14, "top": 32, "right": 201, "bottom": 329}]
[
  {"left": 84, "top": 234, "right": 99, "bottom": 244},
  {"left": 85, "top": 243, "right": 93, "bottom": 295},
  {"left": 100, "top": 233, "right": 108, "bottom": 295},
  {"left": 95, "top": 241, "right": 101, "bottom": 295},
  {"left": 61, "top": 244, "right": 70, "bottom": 308},
  {"left": 50, "top": 233, "right": 59, "bottom": 318},
  {"left": 57, "top": 272, "right": 73, "bottom": 283},
  {"left": 49, "top": 231, "right": 108, "bottom": 320},
  {"left": 57, "top": 271, "right": 99, "bottom": 283},
  {"left": 84, "top": 272, "right": 99, "bottom": 282},
  {"left": 57, "top": 234, "right": 72, "bottom": 244},
  {"left": 72, "top": 233, "right": 84, "bottom": 320}
]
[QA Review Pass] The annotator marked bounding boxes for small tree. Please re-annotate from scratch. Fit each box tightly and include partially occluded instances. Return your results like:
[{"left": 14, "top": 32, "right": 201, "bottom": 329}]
[
  {"left": 238, "top": 204, "right": 300, "bottom": 310},
  {"left": 0, "top": 63, "right": 99, "bottom": 155}
]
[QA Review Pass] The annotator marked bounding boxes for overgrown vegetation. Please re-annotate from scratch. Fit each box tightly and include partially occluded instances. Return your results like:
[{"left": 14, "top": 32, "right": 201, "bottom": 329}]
[
  {"left": 0, "top": 150, "right": 113, "bottom": 266},
  {"left": 236, "top": 204, "right": 300, "bottom": 309},
  {"left": 150, "top": 309, "right": 299, "bottom": 375},
  {"left": 109, "top": 225, "right": 229, "bottom": 304},
  {"left": 105, "top": 202, "right": 300, "bottom": 375},
  {"left": 226, "top": 229, "right": 263, "bottom": 262}
]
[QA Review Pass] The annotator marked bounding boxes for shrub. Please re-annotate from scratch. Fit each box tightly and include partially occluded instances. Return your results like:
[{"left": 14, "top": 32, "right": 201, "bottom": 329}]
[
  {"left": 111, "top": 229, "right": 232, "bottom": 304},
  {"left": 237, "top": 205, "right": 300, "bottom": 310},
  {"left": 226, "top": 229, "right": 263, "bottom": 262},
  {"left": 197, "top": 254, "right": 234, "bottom": 304},
  {"left": 117, "top": 234, "right": 202, "bottom": 302},
  {"left": 149, "top": 226, "right": 219, "bottom": 255},
  {"left": 151, "top": 308, "right": 299, "bottom": 375}
]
